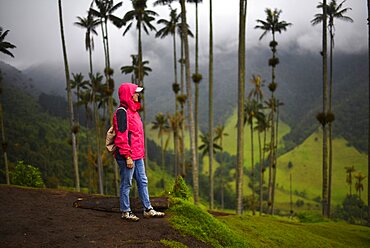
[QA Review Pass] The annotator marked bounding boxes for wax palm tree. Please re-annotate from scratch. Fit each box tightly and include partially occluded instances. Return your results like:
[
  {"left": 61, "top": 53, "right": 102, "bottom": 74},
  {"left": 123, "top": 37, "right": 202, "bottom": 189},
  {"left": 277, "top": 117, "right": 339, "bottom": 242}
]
[
  {"left": 255, "top": 8, "right": 291, "bottom": 215},
  {"left": 90, "top": 0, "right": 122, "bottom": 195},
  {"left": 118, "top": 0, "right": 157, "bottom": 167},
  {"left": 71, "top": 73, "right": 90, "bottom": 122},
  {"left": 90, "top": 72, "right": 104, "bottom": 193},
  {"left": 198, "top": 131, "right": 221, "bottom": 158},
  {"left": 312, "top": 0, "right": 353, "bottom": 217},
  {"left": 0, "top": 27, "right": 16, "bottom": 185},
  {"left": 154, "top": 0, "right": 199, "bottom": 205},
  {"left": 121, "top": 54, "right": 152, "bottom": 84},
  {"left": 214, "top": 125, "right": 228, "bottom": 209},
  {"left": 152, "top": 112, "right": 170, "bottom": 169},
  {"left": 188, "top": 1, "right": 203, "bottom": 187},
  {"left": 74, "top": 13, "right": 100, "bottom": 75},
  {"left": 311, "top": 0, "right": 330, "bottom": 217},
  {"left": 236, "top": 0, "right": 247, "bottom": 215},
  {"left": 345, "top": 165, "right": 356, "bottom": 196},
  {"left": 156, "top": 7, "right": 181, "bottom": 112},
  {"left": 168, "top": 112, "right": 183, "bottom": 176},
  {"left": 354, "top": 172, "right": 366, "bottom": 201},
  {"left": 58, "top": 0, "right": 80, "bottom": 192},
  {"left": 255, "top": 111, "right": 268, "bottom": 215},
  {"left": 367, "top": 0, "right": 370, "bottom": 227},
  {"left": 244, "top": 99, "right": 264, "bottom": 215}
]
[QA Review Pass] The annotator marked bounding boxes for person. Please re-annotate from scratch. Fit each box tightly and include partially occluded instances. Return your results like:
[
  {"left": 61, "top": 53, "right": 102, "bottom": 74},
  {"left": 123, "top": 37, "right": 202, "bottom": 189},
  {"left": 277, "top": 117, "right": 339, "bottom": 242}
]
[{"left": 113, "top": 82, "right": 165, "bottom": 222}]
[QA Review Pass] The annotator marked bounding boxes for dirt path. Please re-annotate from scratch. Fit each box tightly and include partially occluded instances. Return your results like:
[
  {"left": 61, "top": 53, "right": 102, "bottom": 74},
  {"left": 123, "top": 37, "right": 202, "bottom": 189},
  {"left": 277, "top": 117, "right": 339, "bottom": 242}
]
[{"left": 0, "top": 185, "right": 209, "bottom": 248}]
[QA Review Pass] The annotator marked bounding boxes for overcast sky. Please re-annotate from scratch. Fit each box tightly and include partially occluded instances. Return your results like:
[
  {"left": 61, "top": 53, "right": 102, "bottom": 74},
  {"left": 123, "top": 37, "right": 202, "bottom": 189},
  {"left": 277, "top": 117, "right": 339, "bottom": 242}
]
[{"left": 0, "top": 0, "right": 367, "bottom": 70}]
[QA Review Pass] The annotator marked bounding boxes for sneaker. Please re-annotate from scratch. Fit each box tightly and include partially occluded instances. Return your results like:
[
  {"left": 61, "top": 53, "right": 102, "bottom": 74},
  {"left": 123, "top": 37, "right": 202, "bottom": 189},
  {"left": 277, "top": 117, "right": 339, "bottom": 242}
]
[
  {"left": 121, "top": 211, "right": 140, "bottom": 222},
  {"left": 143, "top": 208, "right": 165, "bottom": 218}
]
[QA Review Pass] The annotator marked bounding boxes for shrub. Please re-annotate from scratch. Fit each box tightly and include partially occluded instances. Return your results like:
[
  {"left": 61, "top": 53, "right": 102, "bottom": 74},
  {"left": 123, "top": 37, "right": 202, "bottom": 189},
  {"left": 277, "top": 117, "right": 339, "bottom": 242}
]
[
  {"left": 11, "top": 161, "right": 45, "bottom": 188},
  {"left": 172, "top": 176, "right": 191, "bottom": 200}
]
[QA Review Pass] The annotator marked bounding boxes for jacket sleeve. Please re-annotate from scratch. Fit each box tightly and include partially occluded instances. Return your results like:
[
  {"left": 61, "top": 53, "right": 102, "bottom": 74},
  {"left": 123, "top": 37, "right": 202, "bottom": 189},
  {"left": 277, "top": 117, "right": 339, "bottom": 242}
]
[{"left": 114, "top": 108, "right": 131, "bottom": 158}]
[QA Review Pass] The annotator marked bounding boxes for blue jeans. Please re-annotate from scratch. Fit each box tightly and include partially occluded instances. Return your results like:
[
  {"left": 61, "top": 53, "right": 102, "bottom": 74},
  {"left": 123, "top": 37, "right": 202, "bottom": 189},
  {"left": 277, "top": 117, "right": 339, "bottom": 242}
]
[{"left": 116, "top": 153, "right": 152, "bottom": 212}]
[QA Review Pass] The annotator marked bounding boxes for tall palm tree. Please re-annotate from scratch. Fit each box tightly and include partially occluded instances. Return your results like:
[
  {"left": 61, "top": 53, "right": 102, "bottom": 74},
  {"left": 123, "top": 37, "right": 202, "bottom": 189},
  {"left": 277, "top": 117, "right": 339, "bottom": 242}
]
[
  {"left": 0, "top": 27, "right": 16, "bottom": 185},
  {"left": 255, "top": 8, "right": 291, "bottom": 215},
  {"left": 236, "top": 0, "right": 247, "bottom": 215},
  {"left": 312, "top": 0, "right": 353, "bottom": 217},
  {"left": 312, "top": 0, "right": 329, "bottom": 217},
  {"left": 153, "top": 0, "right": 199, "bottom": 204},
  {"left": 367, "top": 0, "right": 370, "bottom": 227},
  {"left": 58, "top": 0, "right": 80, "bottom": 192},
  {"left": 119, "top": 0, "right": 157, "bottom": 167},
  {"left": 90, "top": 72, "right": 104, "bottom": 193},
  {"left": 345, "top": 165, "right": 356, "bottom": 196},
  {"left": 255, "top": 111, "right": 268, "bottom": 215},
  {"left": 74, "top": 12, "right": 100, "bottom": 75},
  {"left": 354, "top": 172, "right": 366, "bottom": 201},
  {"left": 214, "top": 125, "right": 228, "bottom": 209},
  {"left": 156, "top": 7, "right": 181, "bottom": 112},
  {"left": 90, "top": 0, "right": 122, "bottom": 195},
  {"left": 188, "top": 0, "right": 203, "bottom": 191},
  {"left": 152, "top": 112, "right": 170, "bottom": 169},
  {"left": 121, "top": 54, "right": 152, "bottom": 84},
  {"left": 168, "top": 112, "right": 183, "bottom": 176},
  {"left": 198, "top": 131, "right": 221, "bottom": 158}
]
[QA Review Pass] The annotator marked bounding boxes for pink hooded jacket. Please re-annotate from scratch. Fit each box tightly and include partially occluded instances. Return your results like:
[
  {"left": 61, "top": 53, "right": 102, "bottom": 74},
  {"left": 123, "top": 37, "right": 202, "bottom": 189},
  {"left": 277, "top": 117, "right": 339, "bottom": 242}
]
[{"left": 113, "top": 83, "right": 145, "bottom": 160}]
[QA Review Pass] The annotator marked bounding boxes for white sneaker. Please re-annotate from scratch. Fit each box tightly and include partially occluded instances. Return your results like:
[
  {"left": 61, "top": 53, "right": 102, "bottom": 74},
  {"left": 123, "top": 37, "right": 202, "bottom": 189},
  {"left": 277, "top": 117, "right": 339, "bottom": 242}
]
[
  {"left": 143, "top": 208, "right": 165, "bottom": 218},
  {"left": 121, "top": 211, "right": 140, "bottom": 222}
]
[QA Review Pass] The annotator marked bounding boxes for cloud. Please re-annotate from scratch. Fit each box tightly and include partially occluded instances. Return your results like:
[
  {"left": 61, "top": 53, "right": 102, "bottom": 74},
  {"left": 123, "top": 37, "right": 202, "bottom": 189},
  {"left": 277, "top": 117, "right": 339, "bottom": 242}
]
[{"left": 0, "top": 0, "right": 366, "bottom": 70}]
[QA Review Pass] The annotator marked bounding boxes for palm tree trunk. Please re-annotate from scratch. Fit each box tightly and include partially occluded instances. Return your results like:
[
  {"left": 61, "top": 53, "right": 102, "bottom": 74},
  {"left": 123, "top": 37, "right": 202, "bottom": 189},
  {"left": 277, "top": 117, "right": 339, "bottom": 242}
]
[
  {"left": 208, "top": 0, "right": 214, "bottom": 210},
  {"left": 322, "top": 0, "right": 329, "bottom": 218},
  {"left": 173, "top": 32, "right": 178, "bottom": 112},
  {"left": 290, "top": 172, "right": 293, "bottom": 216},
  {"left": 328, "top": 28, "right": 334, "bottom": 218},
  {"left": 271, "top": 102, "right": 280, "bottom": 215},
  {"left": 258, "top": 129, "right": 263, "bottom": 215},
  {"left": 250, "top": 120, "right": 255, "bottom": 215},
  {"left": 367, "top": 0, "right": 370, "bottom": 227},
  {"left": 194, "top": 1, "right": 200, "bottom": 188},
  {"left": 0, "top": 100, "right": 9, "bottom": 184},
  {"left": 180, "top": 38, "right": 185, "bottom": 177},
  {"left": 268, "top": 105, "right": 275, "bottom": 215},
  {"left": 58, "top": 0, "right": 80, "bottom": 192},
  {"left": 236, "top": 0, "right": 247, "bottom": 215},
  {"left": 180, "top": 0, "right": 198, "bottom": 204}
]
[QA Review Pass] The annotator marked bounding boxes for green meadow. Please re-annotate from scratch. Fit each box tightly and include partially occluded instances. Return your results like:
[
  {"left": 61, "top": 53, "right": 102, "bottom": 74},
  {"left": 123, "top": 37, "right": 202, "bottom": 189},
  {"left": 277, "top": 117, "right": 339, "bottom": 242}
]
[{"left": 147, "top": 109, "right": 368, "bottom": 211}]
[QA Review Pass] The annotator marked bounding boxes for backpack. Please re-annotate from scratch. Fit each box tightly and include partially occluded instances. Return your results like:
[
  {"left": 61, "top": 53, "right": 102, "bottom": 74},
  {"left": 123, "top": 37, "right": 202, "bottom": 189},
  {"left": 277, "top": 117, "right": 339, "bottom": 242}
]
[{"left": 105, "top": 107, "right": 127, "bottom": 153}]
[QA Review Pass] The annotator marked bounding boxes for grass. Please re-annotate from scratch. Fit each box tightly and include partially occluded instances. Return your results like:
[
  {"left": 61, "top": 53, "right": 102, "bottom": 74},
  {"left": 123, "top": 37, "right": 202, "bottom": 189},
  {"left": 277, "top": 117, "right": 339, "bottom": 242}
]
[
  {"left": 220, "top": 214, "right": 370, "bottom": 248},
  {"left": 168, "top": 197, "right": 370, "bottom": 248},
  {"left": 168, "top": 198, "right": 248, "bottom": 247},
  {"left": 276, "top": 129, "right": 368, "bottom": 206}
]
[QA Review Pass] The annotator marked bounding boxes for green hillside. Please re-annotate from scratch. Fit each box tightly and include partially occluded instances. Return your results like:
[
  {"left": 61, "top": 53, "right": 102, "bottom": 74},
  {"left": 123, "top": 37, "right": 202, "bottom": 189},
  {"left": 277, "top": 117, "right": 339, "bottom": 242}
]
[
  {"left": 147, "top": 108, "right": 368, "bottom": 211},
  {"left": 276, "top": 130, "right": 368, "bottom": 206}
]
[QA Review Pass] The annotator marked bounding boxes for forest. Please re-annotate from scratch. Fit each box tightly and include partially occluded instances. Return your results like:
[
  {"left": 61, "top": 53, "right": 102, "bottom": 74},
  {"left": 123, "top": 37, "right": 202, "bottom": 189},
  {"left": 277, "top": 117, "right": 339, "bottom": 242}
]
[{"left": 0, "top": 0, "right": 370, "bottom": 247}]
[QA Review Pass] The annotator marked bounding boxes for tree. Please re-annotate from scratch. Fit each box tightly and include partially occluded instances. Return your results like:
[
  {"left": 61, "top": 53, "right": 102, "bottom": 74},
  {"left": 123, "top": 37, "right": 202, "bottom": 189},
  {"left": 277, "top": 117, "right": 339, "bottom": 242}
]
[
  {"left": 74, "top": 12, "right": 100, "bottom": 75},
  {"left": 152, "top": 112, "right": 170, "bottom": 169},
  {"left": 214, "top": 125, "right": 228, "bottom": 209},
  {"left": 255, "top": 8, "right": 291, "bottom": 215},
  {"left": 312, "top": 0, "right": 329, "bottom": 218},
  {"left": 367, "top": 0, "right": 370, "bottom": 227},
  {"left": 119, "top": 0, "right": 157, "bottom": 167},
  {"left": 167, "top": 112, "right": 183, "bottom": 176},
  {"left": 345, "top": 165, "right": 356, "bottom": 196},
  {"left": 244, "top": 99, "right": 264, "bottom": 215},
  {"left": 312, "top": 0, "right": 353, "bottom": 217},
  {"left": 58, "top": 0, "right": 80, "bottom": 192},
  {"left": 236, "top": 0, "right": 247, "bottom": 215},
  {"left": 354, "top": 172, "right": 366, "bottom": 201},
  {"left": 156, "top": 7, "right": 181, "bottom": 112},
  {"left": 0, "top": 27, "right": 16, "bottom": 185},
  {"left": 188, "top": 1, "right": 203, "bottom": 192},
  {"left": 121, "top": 54, "right": 152, "bottom": 85},
  {"left": 90, "top": 0, "right": 122, "bottom": 195}
]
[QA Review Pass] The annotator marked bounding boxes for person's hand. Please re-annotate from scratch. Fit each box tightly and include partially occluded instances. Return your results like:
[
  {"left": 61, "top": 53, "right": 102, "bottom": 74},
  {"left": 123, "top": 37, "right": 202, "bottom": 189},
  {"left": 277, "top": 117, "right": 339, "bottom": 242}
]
[{"left": 126, "top": 157, "right": 134, "bottom": 169}]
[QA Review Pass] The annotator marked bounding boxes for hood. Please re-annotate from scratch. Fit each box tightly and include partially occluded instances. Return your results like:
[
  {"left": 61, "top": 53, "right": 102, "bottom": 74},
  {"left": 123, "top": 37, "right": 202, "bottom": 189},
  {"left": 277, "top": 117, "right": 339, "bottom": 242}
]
[{"left": 118, "top": 83, "right": 140, "bottom": 112}]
